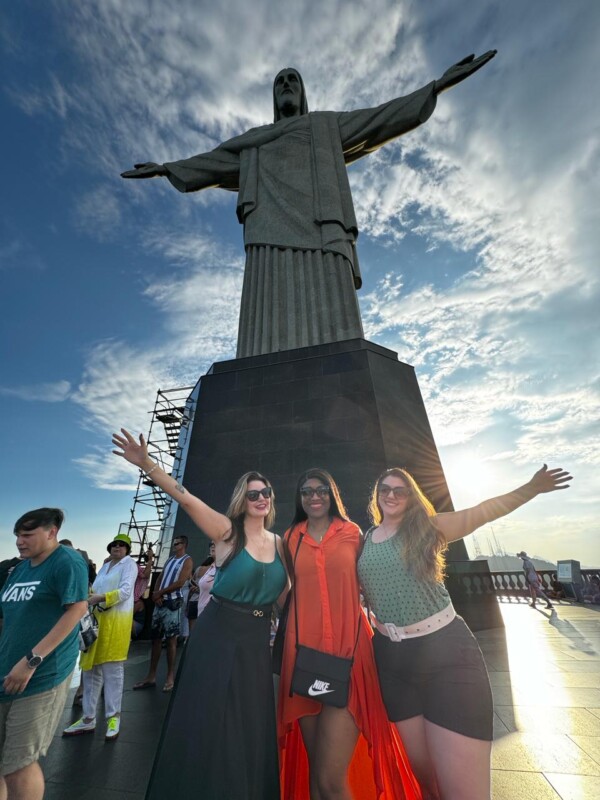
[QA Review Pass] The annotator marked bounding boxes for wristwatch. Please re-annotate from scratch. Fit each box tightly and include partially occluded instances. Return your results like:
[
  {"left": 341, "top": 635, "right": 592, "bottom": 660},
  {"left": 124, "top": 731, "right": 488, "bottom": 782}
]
[{"left": 26, "top": 651, "right": 44, "bottom": 669}]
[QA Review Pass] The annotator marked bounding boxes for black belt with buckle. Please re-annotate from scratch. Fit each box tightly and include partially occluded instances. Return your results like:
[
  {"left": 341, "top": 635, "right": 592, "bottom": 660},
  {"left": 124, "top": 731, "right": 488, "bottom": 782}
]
[{"left": 211, "top": 596, "right": 271, "bottom": 618}]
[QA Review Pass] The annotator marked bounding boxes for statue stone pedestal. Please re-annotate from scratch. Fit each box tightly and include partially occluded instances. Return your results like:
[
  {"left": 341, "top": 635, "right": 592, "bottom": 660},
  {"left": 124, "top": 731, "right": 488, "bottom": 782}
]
[{"left": 173, "top": 338, "right": 503, "bottom": 630}]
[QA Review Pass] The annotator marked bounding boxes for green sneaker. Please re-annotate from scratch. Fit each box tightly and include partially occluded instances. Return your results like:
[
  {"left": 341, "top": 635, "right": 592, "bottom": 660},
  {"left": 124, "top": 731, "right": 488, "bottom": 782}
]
[
  {"left": 105, "top": 715, "right": 120, "bottom": 741},
  {"left": 63, "top": 717, "right": 96, "bottom": 736}
]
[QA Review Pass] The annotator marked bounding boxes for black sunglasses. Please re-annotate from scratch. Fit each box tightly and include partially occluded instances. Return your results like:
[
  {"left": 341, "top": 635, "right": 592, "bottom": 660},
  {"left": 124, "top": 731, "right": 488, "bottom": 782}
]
[
  {"left": 300, "top": 485, "right": 330, "bottom": 498},
  {"left": 378, "top": 484, "right": 410, "bottom": 499},
  {"left": 246, "top": 487, "right": 272, "bottom": 501}
]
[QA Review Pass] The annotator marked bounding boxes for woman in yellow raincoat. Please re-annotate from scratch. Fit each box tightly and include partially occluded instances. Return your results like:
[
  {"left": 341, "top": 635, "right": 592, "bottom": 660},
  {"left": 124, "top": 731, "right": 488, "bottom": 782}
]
[{"left": 63, "top": 532, "right": 137, "bottom": 741}]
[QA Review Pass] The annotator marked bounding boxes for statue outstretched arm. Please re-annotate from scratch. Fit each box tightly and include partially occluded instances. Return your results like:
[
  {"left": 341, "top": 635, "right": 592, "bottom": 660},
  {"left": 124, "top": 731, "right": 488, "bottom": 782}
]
[
  {"left": 434, "top": 50, "right": 497, "bottom": 95},
  {"left": 337, "top": 49, "right": 496, "bottom": 162},
  {"left": 121, "top": 162, "right": 169, "bottom": 179},
  {"left": 121, "top": 146, "right": 241, "bottom": 193}
]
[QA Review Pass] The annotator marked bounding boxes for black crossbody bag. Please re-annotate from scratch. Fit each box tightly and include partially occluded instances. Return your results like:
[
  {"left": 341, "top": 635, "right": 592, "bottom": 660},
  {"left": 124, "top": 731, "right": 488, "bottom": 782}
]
[{"left": 289, "top": 533, "right": 360, "bottom": 709}]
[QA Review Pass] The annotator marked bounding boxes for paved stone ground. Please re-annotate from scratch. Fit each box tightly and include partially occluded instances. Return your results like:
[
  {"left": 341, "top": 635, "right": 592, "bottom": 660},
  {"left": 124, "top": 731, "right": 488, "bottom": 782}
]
[
  {"left": 486, "top": 601, "right": 600, "bottom": 800},
  {"left": 40, "top": 601, "right": 600, "bottom": 799}
]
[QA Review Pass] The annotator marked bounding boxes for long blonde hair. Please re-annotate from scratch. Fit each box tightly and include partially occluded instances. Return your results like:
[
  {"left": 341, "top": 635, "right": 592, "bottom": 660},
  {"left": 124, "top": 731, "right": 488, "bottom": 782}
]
[
  {"left": 368, "top": 468, "right": 447, "bottom": 584},
  {"left": 221, "top": 472, "right": 275, "bottom": 568}
]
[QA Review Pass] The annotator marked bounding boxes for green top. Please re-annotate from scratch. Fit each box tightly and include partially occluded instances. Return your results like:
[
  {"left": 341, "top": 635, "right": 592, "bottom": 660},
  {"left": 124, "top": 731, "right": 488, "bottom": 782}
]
[
  {"left": 358, "top": 527, "right": 451, "bottom": 627},
  {"left": 212, "top": 541, "right": 286, "bottom": 606},
  {"left": 0, "top": 545, "right": 88, "bottom": 701}
]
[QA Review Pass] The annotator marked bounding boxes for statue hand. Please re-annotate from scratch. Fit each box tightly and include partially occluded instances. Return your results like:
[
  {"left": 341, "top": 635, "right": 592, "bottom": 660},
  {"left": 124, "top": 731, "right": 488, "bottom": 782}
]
[
  {"left": 528, "top": 464, "right": 573, "bottom": 495},
  {"left": 121, "top": 162, "right": 168, "bottom": 179},
  {"left": 435, "top": 50, "right": 497, "bottom": 94}
]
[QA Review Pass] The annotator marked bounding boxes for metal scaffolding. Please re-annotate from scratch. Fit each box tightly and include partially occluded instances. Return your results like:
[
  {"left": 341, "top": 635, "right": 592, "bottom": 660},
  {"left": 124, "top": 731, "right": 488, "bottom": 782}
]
[{"left": 118, "top": 385, "right": 196, "bottom": 565}]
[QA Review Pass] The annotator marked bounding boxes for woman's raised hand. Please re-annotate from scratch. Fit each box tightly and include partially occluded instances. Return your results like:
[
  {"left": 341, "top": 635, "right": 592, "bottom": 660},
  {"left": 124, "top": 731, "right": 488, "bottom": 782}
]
[
  {"left": 112, "top": 428, "right": 149, "bottom": 468},
  {"left": 528, "top": 464, "right": 573, "bottom": 495}
]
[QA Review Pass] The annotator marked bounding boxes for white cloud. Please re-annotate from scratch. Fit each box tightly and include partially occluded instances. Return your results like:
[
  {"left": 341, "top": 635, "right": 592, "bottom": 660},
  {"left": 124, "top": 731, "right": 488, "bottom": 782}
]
[
  {"left": 8, "top": 73, "right": 71, "bottom": 119},
  {"left": 0, "top": 380, "right": 71, "bottom": 402},
  {"left": 73, "top": 451, "right": 139, "bottom": 492},
  {"left": 69, "top": 231, "right": 241, "bottom": 487},
  {"left": 72, "top": 186, "right": 122, "bottom": 240}
]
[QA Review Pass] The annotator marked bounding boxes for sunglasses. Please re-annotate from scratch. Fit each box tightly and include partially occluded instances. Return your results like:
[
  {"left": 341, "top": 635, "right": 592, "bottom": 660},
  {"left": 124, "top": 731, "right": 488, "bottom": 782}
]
[
  {"left": 378, "top": 484, "right": 410, "bottom": 499},
  {"left": 246, "top": 487, "right": 272, "bottom": 501},
  {"left": 300, "top": 485, "right": 330, "bottom": 498},
  {"left": 173, "top": 540, "right": 185, "bottom": 546},
  {"left": 109, "top": 542, "right": 127, "bottom": 548}
]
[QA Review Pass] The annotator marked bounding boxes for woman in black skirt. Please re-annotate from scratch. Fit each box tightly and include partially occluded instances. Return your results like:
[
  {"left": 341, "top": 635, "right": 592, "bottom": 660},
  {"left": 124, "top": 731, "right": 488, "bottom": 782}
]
[{"left": 112, "top": 429, "right": 288, "bottom": 800}]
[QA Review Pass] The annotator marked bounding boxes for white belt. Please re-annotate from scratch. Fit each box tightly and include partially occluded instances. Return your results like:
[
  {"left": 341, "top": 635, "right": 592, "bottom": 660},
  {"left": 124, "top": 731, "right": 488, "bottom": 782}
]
[{"left": 371, "top": 604, "right": 456, "bottom": 642}]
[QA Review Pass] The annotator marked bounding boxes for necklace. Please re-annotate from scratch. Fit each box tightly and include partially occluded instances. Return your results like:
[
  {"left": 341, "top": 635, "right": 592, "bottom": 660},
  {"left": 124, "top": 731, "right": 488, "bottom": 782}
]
[{"left": 308, "top": 521, "right": 329, "bottom": 543}]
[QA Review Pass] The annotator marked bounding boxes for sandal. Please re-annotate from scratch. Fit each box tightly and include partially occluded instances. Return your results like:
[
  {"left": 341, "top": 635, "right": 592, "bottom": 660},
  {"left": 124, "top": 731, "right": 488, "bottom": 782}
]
[
  {"left": 162, "top": 682, "right": 174, "bottom": 693},
  {"left": 133, "top": 680, "right": 157, "bottom": 691}
]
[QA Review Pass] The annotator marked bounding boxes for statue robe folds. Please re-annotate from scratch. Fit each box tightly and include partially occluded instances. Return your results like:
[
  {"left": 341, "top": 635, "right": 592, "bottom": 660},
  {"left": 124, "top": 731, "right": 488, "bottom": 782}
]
[{"left": 165, "top": 83, "right": 437, "bottom": 357}]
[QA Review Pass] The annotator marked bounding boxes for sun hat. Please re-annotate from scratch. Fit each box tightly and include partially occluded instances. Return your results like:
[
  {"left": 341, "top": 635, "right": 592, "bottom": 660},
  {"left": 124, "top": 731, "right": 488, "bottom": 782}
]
[{"left": 106, "top": 532, "right": 132, "bottom": 553}]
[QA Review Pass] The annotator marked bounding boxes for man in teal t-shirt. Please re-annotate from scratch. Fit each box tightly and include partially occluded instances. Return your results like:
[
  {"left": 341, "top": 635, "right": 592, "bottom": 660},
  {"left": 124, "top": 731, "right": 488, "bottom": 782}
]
[{"left": 0, "top": 508, "right": 88, "bottom": 800}]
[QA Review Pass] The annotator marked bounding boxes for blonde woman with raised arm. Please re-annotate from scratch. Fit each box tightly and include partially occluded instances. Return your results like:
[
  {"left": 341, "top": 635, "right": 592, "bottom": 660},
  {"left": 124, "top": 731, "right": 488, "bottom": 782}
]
[{"left": 112, "top": 429, "right": 287, "bottom": 800}]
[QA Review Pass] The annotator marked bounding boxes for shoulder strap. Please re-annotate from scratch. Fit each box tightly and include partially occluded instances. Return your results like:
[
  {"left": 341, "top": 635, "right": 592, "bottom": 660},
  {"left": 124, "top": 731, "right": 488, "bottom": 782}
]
[
  {"left": 291, "top": 532, "right": 305, "bottom": 650},
  {"left": 358, "top": 527, "right": 374, "bottom": 629}
]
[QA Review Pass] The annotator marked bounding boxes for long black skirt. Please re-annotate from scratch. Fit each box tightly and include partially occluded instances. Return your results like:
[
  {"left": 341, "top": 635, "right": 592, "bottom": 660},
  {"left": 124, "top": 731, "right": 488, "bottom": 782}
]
[{"left": 145, "top": 598, "right": 280, "bottom": 800}]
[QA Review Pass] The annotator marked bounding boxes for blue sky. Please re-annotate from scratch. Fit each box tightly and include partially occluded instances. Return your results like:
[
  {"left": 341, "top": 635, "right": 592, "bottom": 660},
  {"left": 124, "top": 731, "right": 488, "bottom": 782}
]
[{"left": 1, "top": 0, "right": 598, "bottom": 569}]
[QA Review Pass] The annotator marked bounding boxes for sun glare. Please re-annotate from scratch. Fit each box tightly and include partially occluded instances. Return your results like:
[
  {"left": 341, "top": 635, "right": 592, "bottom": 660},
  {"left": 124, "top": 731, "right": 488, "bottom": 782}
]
[{"left": 445, "top": 453, "right": 497, "bottom": 505}]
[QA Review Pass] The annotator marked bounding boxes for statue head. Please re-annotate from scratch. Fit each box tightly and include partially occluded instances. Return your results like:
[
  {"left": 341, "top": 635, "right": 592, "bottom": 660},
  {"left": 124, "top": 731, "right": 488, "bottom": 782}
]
[{"left": 273, "top": 67, "right": 308, "bottom": 122}]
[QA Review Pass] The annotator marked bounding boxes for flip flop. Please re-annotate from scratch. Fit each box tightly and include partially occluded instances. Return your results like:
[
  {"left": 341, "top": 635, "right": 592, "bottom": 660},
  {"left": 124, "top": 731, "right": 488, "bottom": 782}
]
[
  {"left": 162, "top": 683, "right": 174, "bottom": 693},
  {"left": 133, "top": 681, "right": 156, "bottom": 691}
]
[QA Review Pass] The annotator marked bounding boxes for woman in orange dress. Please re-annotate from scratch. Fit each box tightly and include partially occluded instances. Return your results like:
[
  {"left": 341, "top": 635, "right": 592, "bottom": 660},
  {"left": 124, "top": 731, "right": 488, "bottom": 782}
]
[{"left": 277, "top": 468, "right": 420, "bottom": 799}]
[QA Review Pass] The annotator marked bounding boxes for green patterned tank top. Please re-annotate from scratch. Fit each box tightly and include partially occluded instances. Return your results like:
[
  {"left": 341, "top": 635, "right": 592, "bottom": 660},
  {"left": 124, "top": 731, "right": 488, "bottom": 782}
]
[{"left": 358, "top": 527, "right": 451, "bottom": 627}]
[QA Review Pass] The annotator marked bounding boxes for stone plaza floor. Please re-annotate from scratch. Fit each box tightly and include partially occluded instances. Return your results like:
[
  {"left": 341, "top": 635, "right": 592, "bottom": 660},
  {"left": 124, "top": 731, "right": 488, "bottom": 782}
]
[
  {"left": 486, "top": 601, "right": 600, "bottom": 800},
  {"left": 40, "top": 601, "right": 600, "bottom": 799}
]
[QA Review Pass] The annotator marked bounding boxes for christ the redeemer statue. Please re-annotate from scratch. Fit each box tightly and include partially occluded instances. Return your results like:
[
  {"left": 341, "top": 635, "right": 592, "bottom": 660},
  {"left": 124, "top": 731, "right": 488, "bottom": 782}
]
[{"left": 122, "top": 52, "right": 495, "bottom": 358}]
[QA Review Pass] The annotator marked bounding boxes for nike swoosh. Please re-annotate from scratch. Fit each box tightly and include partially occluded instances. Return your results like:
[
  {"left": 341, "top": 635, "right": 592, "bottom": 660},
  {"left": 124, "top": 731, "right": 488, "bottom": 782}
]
[{"left": 308, "top": 686, "right": 335, "bottom": 696}]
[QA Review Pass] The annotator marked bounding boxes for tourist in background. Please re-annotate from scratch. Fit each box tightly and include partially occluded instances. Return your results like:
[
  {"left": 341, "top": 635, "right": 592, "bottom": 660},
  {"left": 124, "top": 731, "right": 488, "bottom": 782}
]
[
  {"left": 0, "top": 509, "right": 87, "bottom": 800},
  {"left": 547, "top": 574, "right": 566, "bottom": 601},
  {"left": 132, "top": 547, "right": 154, "bottom": 638},
  {"left": 187, "top": 542, "right": 217, "bottom": 630},
  {"left": 63, "top": 532, "right": 137, "bottom": 742},
  {"left": 133, "top": 536, "right": 192, "bottom": 692},
  {"left": 583, "top": 575, "right": 600, "bottom": 604},
  {"left": 517, "top": 551, "right": 554, "bottom": 609}
]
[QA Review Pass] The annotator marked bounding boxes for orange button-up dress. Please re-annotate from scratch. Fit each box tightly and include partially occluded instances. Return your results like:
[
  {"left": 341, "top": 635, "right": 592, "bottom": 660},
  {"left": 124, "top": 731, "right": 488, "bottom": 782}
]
[{"left": 277, "top": 518, "right": 421, "bottom": 799}]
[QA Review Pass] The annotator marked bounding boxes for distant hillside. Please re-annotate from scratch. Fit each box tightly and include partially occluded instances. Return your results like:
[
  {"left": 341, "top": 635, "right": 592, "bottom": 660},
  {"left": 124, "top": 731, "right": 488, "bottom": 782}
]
[{"left": 474, "top": 555, "right": 556, "bottom": 573}]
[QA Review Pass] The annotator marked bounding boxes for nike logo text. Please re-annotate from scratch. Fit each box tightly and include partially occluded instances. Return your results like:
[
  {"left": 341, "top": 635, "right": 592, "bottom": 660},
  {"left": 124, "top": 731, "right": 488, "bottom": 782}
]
[{"left": 308, "top": 679, "right": 334, "bottom": 696}]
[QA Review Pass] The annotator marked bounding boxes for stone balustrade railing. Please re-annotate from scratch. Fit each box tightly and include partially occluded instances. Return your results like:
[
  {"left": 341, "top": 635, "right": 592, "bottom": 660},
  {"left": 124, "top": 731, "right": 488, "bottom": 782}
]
[{"left": 447, "top": 567, "right": 599, "bottom": 603}]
